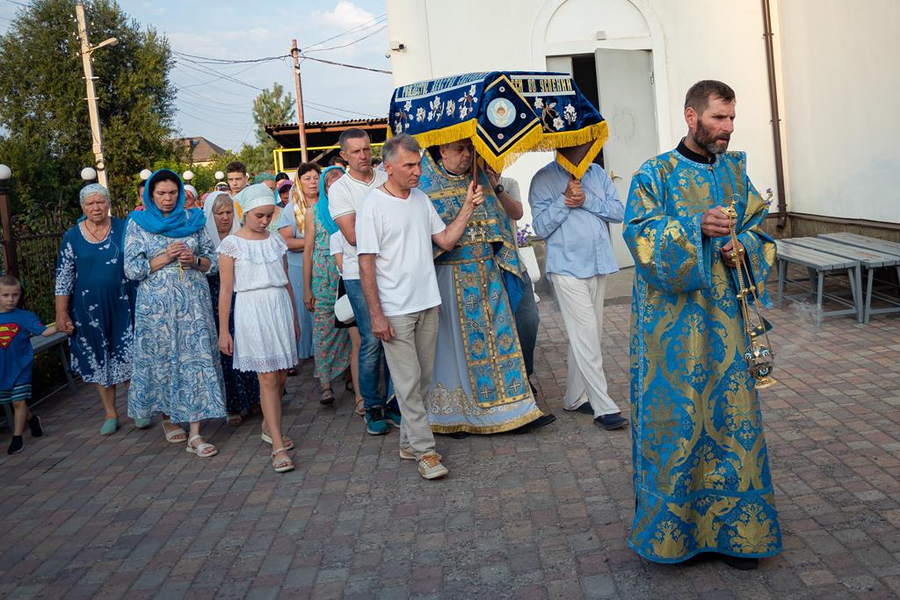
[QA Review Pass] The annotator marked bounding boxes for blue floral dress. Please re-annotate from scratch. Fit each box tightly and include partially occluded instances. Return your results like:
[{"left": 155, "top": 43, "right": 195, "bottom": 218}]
[
  {"left": 55, "top": 219, "right": 136, "bottom": 387},
  {"left": 124, "top": 220, "right": 225, "bottom": 424}
]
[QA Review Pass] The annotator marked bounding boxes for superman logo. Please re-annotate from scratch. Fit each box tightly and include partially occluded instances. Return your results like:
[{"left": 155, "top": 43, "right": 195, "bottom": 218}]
[{"left": 0, "top": 323, "right": 20, "bottom": 349}]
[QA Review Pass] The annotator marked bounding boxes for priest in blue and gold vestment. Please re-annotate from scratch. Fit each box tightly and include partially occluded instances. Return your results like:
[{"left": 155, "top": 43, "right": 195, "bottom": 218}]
[
  {"left": 623, "top": 80, "right": 782, "bottom": 569},
  {"left": 418, "top": 141, "right": 556, "bottom": 435}
]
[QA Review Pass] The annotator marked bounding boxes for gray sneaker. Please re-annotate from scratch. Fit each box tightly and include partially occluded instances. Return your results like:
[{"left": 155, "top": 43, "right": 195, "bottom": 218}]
[{"left": 417, "top": 454, "right": 449, "bottom": 479}]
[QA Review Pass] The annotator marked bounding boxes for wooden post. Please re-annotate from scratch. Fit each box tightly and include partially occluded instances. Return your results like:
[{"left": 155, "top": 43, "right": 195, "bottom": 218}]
[
  {"left": 75, "top": 3, "right": 110, "bottom": 191},
  {"left": 0, "top": 172, "right": 18, "bottom": 277},
  {"left": 291, "top": 39, "right": 309, "bottom": 163}
]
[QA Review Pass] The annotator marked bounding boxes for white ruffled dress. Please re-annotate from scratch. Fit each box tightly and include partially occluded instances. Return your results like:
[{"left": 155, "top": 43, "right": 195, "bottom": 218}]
[{"left": 218, "top": 234, "right": 298, "bottom": 373}]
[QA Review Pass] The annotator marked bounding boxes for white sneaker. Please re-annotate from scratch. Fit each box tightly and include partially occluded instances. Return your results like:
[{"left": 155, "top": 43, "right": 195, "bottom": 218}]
[{"left": 417, "top": 454, "right": 449, "bottom": 480}]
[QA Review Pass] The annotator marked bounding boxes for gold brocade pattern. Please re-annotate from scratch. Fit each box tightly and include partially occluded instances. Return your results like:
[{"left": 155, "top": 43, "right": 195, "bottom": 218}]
[
  {"left": 623, "top": 150, "right": 782, "bottom": 563},
  {"left": 426, "top": 384, "right": 544, "bottom": 434}
]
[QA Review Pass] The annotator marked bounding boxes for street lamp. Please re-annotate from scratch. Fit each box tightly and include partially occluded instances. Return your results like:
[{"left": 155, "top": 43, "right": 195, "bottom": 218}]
[
  {"left": 0, "top": 165, "right": 16, "bottom": 276},
  {"left": 81, "top": 167, "right": 98, "bottom": 182},
  {"left": 89, "top": 37, "right": 118, "bottom": 53}
]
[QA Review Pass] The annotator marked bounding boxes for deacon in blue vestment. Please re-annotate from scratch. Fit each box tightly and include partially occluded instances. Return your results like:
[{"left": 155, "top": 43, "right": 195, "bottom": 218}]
[{"left": 623, "top": 81, "right": 782, "bottom": 569}]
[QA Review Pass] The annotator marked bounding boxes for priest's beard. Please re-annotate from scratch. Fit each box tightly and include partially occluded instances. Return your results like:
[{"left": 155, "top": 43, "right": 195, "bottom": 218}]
[{"left": 691, "top": 117, "right": 731, "bottom": 155}]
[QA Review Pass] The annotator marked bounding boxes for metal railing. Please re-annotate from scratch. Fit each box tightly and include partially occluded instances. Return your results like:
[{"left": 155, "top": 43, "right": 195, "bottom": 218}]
[{"left": 272, "top": 143, "right": 385, "bottom": 173}]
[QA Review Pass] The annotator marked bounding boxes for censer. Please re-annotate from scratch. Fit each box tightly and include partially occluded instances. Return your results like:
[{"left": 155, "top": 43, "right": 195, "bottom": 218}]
[{"left": 724, "top": 200, "right": 777, "bottom": 389}]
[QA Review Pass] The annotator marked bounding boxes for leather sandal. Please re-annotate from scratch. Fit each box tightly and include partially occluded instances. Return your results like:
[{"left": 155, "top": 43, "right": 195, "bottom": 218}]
[
  {"left": 319, "top": 387, "right": 335, "bottom": 405},
  {"left": 261, "top": 430, "right": 295, "bottom": 450},
  {"left": 162, "top": 420, "right": 188, "bottom": 443},
  {"left": 185, "top": 435, "right": 217, "bottom": 458},
  {"left": 271, "top": 447, "right": 295, "bottom": 473}
]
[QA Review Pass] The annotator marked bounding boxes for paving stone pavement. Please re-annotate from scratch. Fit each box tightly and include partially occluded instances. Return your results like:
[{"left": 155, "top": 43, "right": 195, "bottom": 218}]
[{"left": 1, "top": 297, "right": 899, "bottom": 599}]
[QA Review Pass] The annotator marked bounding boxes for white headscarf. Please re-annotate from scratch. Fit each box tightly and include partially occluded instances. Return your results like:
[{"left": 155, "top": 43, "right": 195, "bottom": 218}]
[
  {"left": 203, "top": 191, "right": 239, "bottom": 248},
  {"left": 234, "top": 183, "right": 276, "bottom": 220}
]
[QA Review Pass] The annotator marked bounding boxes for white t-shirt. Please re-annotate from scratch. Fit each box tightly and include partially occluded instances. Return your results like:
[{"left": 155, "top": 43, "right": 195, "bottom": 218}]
[
  {"left": 329, "top": 231, "right": 346, "bottom": 275},
  {"left": 327, "top": 169, "right": 388, "bottom": 280},
  {"left": 355, "top": 187, "right": 446, "bottom": 317}
]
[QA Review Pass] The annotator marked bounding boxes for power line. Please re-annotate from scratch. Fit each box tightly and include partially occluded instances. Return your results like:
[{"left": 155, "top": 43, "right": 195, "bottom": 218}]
[
  {"left": 174, "top": 59, "right": 263, "bottom": 91},
  {"left": 176, "top": 56, "right": 382, "bottom": 118},
  {"left": 301, "top": 55, "right": 391, "bottom": 75},
  {"left": 303, "top": 13, "right": 386, "bottom": 51},
  {"left": 304, "top": 25, "right": 387, "bottom": 53},
  {"left": 172, "top": 50, "right": 290, "bottom": 66},
  {"left": 176, "top": 97, "right": 251, "bottom": 117},
  {"left": 177, "top": 86, "right": 253, "bottom": 109}
]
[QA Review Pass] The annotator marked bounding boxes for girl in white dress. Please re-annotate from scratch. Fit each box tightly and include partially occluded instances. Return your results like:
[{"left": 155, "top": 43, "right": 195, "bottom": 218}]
[{"left": 217, "top": 184, "right": 300, "bottom": 473}]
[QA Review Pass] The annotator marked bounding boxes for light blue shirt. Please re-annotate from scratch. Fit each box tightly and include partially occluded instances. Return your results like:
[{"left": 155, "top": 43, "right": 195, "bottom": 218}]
[
  {"left": 528, "top": 161, "right": 624, "bottom": 279},
  {"left": 275, "top": 202, "right": 304, "bottom": 268}
]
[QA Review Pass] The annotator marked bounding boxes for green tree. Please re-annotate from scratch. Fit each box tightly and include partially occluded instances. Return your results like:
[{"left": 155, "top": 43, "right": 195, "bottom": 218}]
[
  {"left": 0, "top": 0, "right": 180, "bottom": 216},
  {"left": 250, "top": 82, "right": 294, "bottom": 171}
]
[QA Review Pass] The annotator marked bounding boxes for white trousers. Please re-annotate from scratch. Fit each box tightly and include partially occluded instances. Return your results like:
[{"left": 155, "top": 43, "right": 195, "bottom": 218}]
[{"left": 550, "top": 273, "right": 620, "bottom": 417}]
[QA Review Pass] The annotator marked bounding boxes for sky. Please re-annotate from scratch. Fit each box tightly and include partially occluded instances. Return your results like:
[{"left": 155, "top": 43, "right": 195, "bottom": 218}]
[{"left": 0, "top": 0, "right": 394, "bottom": 152}]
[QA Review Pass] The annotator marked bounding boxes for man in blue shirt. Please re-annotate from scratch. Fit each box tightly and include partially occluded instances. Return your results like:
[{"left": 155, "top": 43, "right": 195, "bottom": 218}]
[{"left": 529, "top": 147, "right": 628, "bottom": 430}]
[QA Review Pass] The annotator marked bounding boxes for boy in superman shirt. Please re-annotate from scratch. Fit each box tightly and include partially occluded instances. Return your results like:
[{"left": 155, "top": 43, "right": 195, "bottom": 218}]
[{"left": 0, "top": 276, "right": 56, "bottom": 454}]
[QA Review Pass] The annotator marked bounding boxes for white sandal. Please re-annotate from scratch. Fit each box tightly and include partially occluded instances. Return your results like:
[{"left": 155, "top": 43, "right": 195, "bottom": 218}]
[
  {"left": 186, "top": 435, "right": 217, "bottom": 458},
  {"left": 271, "top": 447, "right": 295, "bottom": 473},
  {"left": 162, "top": 420, "right": 188, "bottom": 443},
  {"left": 261, "top": 430, "right": 294, "bottom": 450}
]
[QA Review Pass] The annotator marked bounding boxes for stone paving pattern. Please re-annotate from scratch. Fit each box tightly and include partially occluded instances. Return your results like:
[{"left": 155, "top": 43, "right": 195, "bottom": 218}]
[{"left": 1, "top": 291, "right": 899, "bottom": 599}]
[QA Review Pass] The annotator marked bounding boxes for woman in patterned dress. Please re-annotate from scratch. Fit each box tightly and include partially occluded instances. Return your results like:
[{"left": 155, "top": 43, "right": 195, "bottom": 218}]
[
  {"left": 55, "top": 184, "right": 137, "bottom": 436},
  {"left": 203, "top": 191, "right": 260, "bottom": 425},
  {"left": 276, "top": 164, "right": 318, "bottom": 365},
  {"left": 124, "top": 169, "right": 225, "bottom": 457},
  {"left": 302, "top": 166, "right": 352, "bottom": 406}
]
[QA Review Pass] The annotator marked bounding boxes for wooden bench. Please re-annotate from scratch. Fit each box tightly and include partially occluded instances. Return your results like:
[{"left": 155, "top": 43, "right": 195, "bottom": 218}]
[
  {"left": 786, "top": 236, "right": 900, "bottom": 323},
  {"left": 776, "top": 240, "right": 863, "bottom": 323},
  {"left": 819, "top": 232, "right": 900, "bottom": 322},
  {"left": 1, "top": 331, "right": 76, "bottom": 433}
]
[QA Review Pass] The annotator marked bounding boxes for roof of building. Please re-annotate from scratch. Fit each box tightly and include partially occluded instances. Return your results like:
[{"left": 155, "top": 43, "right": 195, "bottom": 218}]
[
  {"left": 265, "top": 118, "right": 388, "bottom": 149},
  {"left": 175, "top": 136, "right": 229, "bottom": 163}
]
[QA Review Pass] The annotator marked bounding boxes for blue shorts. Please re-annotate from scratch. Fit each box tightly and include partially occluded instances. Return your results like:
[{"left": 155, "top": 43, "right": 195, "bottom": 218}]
[{"left": 0, "top": 382, "right": 32, "bottom": 404}]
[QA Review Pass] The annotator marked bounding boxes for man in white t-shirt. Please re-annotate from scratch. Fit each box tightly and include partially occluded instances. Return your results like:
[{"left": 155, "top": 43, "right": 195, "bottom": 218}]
[
  {"left": 328, "top": 128, "right": 393, "bottom": 436},
  {"left": 356, "top": 133, "right": 484, "bottom": 480}
]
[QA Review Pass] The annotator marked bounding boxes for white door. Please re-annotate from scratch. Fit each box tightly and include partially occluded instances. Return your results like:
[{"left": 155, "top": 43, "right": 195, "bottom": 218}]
[{"left": 595, "top": 49, "right": 659, "bottom": 269}]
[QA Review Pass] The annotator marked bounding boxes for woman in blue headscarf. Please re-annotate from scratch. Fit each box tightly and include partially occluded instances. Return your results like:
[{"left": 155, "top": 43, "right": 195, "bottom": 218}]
[
  {"left": 302, "top": 166, "right": 353, "bottom": 408},
  {"left": 124, "top": 169, "right": 225, "bottom": 458}
]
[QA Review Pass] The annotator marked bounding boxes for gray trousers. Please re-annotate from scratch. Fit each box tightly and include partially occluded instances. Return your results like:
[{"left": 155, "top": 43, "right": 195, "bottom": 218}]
[{"left": 382, "top": 307, "right": 439, "bottom": 459}]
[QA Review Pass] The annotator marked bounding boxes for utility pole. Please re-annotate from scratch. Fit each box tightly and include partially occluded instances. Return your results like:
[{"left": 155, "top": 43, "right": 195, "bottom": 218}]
[
  {"left": 76, "top": 3, "right": 113, "bottom": 190},
  {"left": 290, "top": 39, "right": 309, "bottom": 163}
]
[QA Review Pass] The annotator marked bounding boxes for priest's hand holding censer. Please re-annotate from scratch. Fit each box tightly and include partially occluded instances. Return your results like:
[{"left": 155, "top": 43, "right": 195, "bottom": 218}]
[{"left": 723, "top": 200, "right": 777, "bottom": 389}]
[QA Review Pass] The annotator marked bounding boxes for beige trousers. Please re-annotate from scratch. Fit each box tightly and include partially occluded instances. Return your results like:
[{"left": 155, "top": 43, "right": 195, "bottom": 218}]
[
  {"left": 550, "top": 273, "right": 620, "bottom": 417},
  {"left": 383, "top": 307, "right": 439, "bottom": 459}
]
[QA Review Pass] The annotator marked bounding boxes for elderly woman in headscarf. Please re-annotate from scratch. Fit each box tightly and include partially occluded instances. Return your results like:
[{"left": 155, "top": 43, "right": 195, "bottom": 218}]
[
  {"left": 204, "top": 191, "right": 261, "bottom": 426},
  {"left": 55, "top": 184, "right": 137, "bottom": 436},
  {"left": 124, "top": 169, "right": 225, "bottom": 457},
  {"left": 183, "top": 184, "right": 199, "bottom": 210},
  {"left": 275, "top": 163, "right": 319, "bottom": 368},
  {"left": 302, "top": 165, "right": 352, "bottom": 407}
]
